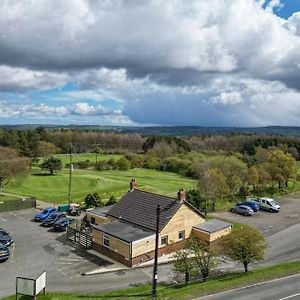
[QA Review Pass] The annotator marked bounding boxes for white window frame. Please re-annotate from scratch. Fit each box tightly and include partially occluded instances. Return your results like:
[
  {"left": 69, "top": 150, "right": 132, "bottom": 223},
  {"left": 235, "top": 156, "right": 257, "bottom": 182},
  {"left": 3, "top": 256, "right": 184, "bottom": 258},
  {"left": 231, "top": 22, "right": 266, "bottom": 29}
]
[
  {"left": 160, "top": 235, "right": 168, "bottom": 247},
  {"left": 103, "top": 235, "right": 110, "bottom": 248},
  {"left": 178, "top": 230, "right": 185, "bottom": 241}
]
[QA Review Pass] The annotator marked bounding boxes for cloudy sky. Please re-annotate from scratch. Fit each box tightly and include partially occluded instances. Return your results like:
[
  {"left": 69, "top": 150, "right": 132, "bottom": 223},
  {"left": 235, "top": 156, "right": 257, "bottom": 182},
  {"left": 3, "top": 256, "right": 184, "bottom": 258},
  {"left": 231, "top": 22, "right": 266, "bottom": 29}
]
[{"left": 1, "top": 0, "right": 300, "bottom": 126}]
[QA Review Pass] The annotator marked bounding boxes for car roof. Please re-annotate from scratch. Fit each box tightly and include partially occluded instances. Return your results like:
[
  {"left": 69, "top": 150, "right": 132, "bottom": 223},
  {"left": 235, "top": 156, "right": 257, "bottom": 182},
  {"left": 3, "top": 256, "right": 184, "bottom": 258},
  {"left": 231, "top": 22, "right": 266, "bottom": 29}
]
[{"left": 238, "top": 205, "right": 252, "bottom": 210}]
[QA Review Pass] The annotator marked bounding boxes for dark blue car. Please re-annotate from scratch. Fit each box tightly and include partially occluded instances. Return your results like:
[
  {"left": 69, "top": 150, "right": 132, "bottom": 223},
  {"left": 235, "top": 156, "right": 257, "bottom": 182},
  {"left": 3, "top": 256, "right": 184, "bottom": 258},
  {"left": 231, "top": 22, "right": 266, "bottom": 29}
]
[
  {"left": 237, "top": 200, "right": 259, "bottom": 212},
  {"left": 0, "top": 231, "right": 13, "bottom": 247},
  {"left": 53, "top": 217, "right": 75, "bottom": 231},
  {"left": 0, "top": 244, "right": 10, "bottom": 262},
  {"left": 41, "top": 212, "right": 65, "bottom": 227},
  {"left": 34, "top": 207, "right": 57, "bottom": 222}
]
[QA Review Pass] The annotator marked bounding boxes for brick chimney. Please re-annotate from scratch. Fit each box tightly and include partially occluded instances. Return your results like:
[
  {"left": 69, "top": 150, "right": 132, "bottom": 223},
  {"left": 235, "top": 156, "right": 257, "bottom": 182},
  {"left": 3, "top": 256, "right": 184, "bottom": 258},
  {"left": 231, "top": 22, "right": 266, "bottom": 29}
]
[
  {"left": 130, "top": 178, "right": 137, "bottom": 191},
  {"left": 177, "top": 188, "right": 186, "bottom": 202}
]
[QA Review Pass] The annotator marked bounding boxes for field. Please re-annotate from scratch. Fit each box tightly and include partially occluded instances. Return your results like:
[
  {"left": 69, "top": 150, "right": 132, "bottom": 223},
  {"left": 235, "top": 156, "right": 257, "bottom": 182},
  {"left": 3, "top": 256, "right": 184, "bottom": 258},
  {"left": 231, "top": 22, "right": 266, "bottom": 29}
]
[
  {"left": 52, "top": 153, "right": 122, "bottom": 166},
  {"left": 4, "top": 167, "right": 196, "bottom": 204}
]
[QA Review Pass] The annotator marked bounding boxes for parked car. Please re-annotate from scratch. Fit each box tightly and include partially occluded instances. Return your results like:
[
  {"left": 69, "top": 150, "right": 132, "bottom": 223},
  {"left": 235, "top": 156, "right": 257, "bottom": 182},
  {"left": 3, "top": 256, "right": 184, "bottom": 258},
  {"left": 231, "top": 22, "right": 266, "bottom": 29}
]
[
  {"left": 41, "top": 212, "right": 65, "bottom": 227},
  {"left": 58, "top": 203, "right": 81, "bottom": 216},
  {"left": 67, "top": 204, "right": 81, "bottom": 216},
  {"left": 0, "top": 244, "right": 10, "bottom": 262},
  {"left": 53, "top": 217, "right": 75, "bottom": 231},
  {"left": 34, "top": 207, "right": 57, "bottom": 222},
  {"left": 231, "top": 205, "right": 254, "bottom": 216},
  {"left": 237, "top": 200, "right": 260, "bottom": 212},
  {"left": 0, "top": 231, "right": 13, "bottom": 247},
  {"left": 0, "top": 228, "right": 9, "bottom": 235},
  {"left": 255, "top": 197, "right": 280, "bottom": 212}
]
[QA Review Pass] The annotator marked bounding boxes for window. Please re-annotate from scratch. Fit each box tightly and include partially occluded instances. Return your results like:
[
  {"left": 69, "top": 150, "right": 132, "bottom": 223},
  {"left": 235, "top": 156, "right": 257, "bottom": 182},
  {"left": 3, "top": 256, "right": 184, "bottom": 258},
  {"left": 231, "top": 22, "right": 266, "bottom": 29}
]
[
  {"left": 103, "top": 236, "right": 110, "bottom": 248},
  {"left": 160, "top": 235, "right": 168, "bottom": 246},
  {"left": 91, "top": 217, "right": 95, "bottom": 224},
  {"left": 178, "top": 230, "right": 185, "bottom": 241}
]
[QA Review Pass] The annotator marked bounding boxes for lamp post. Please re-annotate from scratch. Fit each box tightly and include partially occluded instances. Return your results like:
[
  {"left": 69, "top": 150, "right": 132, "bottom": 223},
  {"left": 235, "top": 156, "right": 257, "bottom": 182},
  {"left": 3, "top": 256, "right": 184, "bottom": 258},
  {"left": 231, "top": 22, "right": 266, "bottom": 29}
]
[
  {"left": 67, "top": 143, "right": 73, "bottom": 206},
  {"left": 152, "top": 204, "right": 160, "bottom": 297}
]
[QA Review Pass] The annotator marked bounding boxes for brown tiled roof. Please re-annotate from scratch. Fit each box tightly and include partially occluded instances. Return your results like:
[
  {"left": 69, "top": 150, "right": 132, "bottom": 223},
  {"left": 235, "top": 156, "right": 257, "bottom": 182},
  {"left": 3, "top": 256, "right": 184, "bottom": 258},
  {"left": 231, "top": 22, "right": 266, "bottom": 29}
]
[{"left": 107, "top": 189, "right": 204, "bottom": 232}]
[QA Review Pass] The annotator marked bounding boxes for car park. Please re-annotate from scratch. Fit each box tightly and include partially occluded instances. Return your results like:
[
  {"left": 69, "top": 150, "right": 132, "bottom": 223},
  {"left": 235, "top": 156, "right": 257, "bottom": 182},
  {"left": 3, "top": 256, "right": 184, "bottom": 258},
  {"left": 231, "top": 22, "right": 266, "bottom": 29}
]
[
  {"left": 255, "top": 197, "right": 280, "bottom": 212},
  {"left": 0, "top": 244, "right": 9, "bottom": 262},
  {"left": 231, "top": 205, "right": 254, "bottom": 216},
  {"left": 34, "top": 207, "right": 57, "bottom": 222},
  {"left": 41, "top": 212, "right": 65, "bottom": 227},
  {"left": 0, "top": 230, "right": 13, "bottom": 247},
  {"left": 237, "top": 200, "right": 260, "bottom": 212},
  {"left": 53, "top": 217, "right": 75, "bottom": 231}
]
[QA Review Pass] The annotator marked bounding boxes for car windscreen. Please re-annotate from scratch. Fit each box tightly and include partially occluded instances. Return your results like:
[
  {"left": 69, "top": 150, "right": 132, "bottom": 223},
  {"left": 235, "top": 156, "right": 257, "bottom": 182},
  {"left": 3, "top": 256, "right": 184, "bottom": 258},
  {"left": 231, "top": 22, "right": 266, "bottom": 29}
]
[{"left": 269, "top": 200, "right": 277, "bottom": 206}]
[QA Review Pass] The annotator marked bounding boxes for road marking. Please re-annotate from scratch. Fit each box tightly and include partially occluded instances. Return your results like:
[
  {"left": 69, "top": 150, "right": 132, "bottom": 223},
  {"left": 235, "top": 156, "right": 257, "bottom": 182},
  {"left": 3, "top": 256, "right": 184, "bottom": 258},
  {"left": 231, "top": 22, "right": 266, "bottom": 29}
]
[
  {"left": 0, "top": 216, "right": 6, "bottom": 221},
  {"left": 10, "top": 243, "right": 15, "bottom": 260},
  {"left": 278, "top": 292, "right": 300, "bottom": 300},
  {"left": 9, "top": 212, "right": 24, "bottom": 220}
]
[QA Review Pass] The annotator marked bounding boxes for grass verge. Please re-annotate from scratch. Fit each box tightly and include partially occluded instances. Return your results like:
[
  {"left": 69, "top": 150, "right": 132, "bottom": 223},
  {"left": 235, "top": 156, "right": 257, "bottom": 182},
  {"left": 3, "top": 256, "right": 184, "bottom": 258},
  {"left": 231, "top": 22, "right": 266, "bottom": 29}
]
[{"left": 3, "top": 260, "right": 300, "bottom": 300}]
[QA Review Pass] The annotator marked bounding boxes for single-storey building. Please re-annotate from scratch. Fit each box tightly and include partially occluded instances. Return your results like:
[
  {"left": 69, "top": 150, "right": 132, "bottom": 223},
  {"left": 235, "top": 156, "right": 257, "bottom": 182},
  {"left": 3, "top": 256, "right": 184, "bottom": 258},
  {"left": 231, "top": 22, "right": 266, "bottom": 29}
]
[{"left": 88, "top": 182, "right": 232, "bottom": 267}]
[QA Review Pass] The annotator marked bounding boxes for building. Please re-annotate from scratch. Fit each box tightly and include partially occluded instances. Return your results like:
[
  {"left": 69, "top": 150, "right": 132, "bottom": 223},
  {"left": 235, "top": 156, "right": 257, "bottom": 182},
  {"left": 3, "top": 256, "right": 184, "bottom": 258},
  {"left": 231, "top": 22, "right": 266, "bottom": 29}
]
[{"left": 89, "top": 182, "right": 231, "bottom": 267}]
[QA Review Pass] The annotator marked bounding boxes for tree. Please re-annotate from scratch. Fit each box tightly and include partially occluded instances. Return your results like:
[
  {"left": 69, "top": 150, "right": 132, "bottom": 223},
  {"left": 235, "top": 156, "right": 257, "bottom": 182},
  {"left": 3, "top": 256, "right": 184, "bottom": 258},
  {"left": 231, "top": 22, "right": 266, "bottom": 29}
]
[
  {"left": 37, "top": 141, "right": 58, "bottom": 157},
  {"left": 173, "top": 248, "right": 196, "bottom": 285},
  {"left": 93, "top": 146, "right": 102, "bottom": 164},
  {"left": 217, "top": 157, "right": 247, "bottom": 201},
  {"left": 198, "top": 168, "right": 227, "bottom": 212},
  {"left": 0, "top": 146, "right": 30, "bottom": 191},
  {"left": 115, "top": 157, "right": 131, "bottom": 170},
  {"left": 40, "top": 156, "right": 62, "bottom": 175},
  {"left": 266, "top": 150, "right": 296, "bottom": 190},
  {"left": 189, "top": 239, "right": 217, "bottom": 282},
  {"left": 84, "top": 193, "right": 102, "bottom": 208},
  {"left": 221, "top": 226, "right": 267, "bottom": 273},
  {"left": 106, "top": 195, "right": 117, "bottom": 206},
  {"left": 248, "top": 165, "right": 259, "bottom": 191}
]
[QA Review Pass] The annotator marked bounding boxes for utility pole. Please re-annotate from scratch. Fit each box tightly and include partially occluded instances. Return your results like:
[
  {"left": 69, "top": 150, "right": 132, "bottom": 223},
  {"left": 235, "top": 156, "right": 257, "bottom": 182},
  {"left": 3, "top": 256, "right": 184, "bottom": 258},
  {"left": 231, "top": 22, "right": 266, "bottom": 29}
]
[
  {"left": 152, "top": 204, "right": 160, "bottom": 297},
  {"left": 67, "top": 143, "right": 73, "bottom": 206}
]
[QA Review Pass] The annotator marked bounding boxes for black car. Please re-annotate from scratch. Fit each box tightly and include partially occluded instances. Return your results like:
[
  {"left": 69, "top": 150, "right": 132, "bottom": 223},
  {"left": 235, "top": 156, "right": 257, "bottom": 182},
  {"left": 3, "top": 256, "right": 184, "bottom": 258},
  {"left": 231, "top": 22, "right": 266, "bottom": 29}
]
[
  {"left": 41, "top": 212, "right": 65, "bottom": 227},
  {"left": 0, "top": 231, "right": 13, "bottom": 247},
  {"left": 0, "top": 244, "right": 9, "bottom": 262},
  {"left": 53, "top": 217, "right": 75, "bottom": 231}
]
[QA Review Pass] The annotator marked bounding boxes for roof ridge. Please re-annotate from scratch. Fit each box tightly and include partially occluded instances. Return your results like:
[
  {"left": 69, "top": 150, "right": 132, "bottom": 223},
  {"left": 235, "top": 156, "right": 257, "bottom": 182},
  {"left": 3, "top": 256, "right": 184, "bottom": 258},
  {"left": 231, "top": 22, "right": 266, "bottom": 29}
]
[{"left": 132, "top": 188, "right": 177, "bottom": 201}]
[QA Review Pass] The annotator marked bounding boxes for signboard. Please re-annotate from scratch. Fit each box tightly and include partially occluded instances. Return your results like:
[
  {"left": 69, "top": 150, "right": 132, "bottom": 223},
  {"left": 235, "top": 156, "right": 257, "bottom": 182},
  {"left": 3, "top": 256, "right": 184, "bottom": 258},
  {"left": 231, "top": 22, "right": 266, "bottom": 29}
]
[
  {"left": 16, "top": 277, "right": 34, "bottom": 296},
  {"left": 16, "top": 271, "right": 46, "bottom": 299},
  {"left": 35, "top": 271, "right": 46, "bottom": 294}
]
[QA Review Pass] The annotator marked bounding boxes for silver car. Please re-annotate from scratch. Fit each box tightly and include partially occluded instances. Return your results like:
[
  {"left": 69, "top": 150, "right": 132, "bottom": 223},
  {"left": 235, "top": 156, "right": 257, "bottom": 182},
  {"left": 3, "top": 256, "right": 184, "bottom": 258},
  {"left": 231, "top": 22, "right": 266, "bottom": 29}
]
[{"left": 231, "top": 205, "right": 254, "bottom": 216}]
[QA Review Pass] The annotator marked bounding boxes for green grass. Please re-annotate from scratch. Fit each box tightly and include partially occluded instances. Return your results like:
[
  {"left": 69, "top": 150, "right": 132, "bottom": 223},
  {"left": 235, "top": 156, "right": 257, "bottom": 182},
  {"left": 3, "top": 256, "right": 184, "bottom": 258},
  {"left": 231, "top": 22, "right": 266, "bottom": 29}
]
[
  {"left": 4, "top": 168, "right": 196, "bottom": 204},
  {"left": 0, "top": 194, "right": 22, "bottom": 201},
  {"left": 3, "top": 261, "right": 300, "bottom": 300},
  {"left": 53, "top": 153, "right": 123, "bottom": 166}
]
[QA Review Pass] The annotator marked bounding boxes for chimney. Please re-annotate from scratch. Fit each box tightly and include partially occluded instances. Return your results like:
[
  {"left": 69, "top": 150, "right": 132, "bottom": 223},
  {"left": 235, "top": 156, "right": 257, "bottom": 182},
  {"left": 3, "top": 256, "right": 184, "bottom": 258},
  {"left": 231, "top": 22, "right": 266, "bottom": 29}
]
[
  {"left": 130, "top": 179, "right": 137, "bottom": 191},
  {"left": 177, "top": 188, "right": 186, "bottom": 202}
]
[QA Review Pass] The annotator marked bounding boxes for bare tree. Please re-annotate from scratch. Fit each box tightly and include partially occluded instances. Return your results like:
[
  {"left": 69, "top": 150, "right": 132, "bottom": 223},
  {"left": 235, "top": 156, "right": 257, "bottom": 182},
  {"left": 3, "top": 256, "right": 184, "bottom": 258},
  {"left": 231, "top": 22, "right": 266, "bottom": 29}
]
[{"left": 0, "top": 146, "right": 30, "bottom": 191}]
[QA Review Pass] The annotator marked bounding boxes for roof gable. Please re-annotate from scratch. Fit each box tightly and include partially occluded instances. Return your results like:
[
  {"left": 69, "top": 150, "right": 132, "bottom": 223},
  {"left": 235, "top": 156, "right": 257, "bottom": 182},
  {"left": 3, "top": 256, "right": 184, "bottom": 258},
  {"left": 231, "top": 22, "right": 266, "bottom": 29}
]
[{"left": 107, "top": 189, "right": 182, "bottom": 232}]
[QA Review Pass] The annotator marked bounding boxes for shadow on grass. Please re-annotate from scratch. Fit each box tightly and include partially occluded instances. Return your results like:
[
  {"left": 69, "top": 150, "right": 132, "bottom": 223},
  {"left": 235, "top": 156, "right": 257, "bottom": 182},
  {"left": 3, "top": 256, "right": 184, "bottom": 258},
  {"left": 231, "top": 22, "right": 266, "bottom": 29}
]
[{"left": 31, "top": 173, "right": 53, "bottom": 177}]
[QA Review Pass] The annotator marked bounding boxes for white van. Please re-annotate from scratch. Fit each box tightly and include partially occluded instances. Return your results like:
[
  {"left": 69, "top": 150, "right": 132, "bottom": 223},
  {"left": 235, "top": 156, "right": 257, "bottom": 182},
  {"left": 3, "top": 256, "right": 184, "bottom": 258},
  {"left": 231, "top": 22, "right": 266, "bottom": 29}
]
[{"left": 257, "top": 197, "right": 280, "bottom": 212}]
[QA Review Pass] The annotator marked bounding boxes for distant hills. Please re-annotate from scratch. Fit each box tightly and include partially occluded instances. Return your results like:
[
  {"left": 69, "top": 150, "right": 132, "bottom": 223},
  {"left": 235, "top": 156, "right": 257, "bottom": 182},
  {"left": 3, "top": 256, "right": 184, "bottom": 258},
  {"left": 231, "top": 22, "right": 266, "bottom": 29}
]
[{"left": 2, "top": 124, "right": 300, "bottom": 136}]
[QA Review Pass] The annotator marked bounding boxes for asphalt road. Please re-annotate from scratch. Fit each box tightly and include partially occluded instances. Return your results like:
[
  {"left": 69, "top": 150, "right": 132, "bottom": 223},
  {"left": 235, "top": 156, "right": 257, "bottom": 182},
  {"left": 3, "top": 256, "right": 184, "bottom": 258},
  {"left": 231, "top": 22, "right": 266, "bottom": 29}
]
[{"left": 196, "top": 273, "right": 300, "bottom": 300}]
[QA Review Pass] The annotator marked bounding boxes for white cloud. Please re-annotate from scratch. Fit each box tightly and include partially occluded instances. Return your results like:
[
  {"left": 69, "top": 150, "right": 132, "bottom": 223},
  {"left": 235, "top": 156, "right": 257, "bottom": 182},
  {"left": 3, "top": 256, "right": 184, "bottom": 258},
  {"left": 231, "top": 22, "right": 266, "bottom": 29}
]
[
  {"left": 0, "top": 0, "right": 300, "bottom": 126},
  {"left": 211, "top": 91, "right": 243, "bottom": 105}
]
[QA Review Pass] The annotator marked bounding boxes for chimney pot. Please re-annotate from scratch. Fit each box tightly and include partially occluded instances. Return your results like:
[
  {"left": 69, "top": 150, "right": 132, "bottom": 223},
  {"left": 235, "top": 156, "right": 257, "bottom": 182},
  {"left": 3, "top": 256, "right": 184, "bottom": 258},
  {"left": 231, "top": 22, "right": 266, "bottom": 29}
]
[
  {"left": 130, "top": 179, "right": 137, "bottom": 191},
  {"left": 177, "top": 188, "right": 186, "bottom": 202}
]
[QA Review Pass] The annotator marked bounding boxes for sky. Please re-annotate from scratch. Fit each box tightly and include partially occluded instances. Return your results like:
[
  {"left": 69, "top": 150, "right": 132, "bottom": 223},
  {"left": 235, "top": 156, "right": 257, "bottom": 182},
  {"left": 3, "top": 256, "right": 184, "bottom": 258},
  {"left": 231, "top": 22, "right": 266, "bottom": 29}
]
[{"left": 1, "top": 0, "right": 300, "bottom": 127}]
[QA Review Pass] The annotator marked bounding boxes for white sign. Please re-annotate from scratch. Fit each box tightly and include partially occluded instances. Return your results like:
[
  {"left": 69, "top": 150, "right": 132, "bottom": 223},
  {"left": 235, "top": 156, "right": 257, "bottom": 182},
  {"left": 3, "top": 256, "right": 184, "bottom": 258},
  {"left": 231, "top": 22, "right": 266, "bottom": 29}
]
[
  {"left": 16, "top": 271, "right": 46, "bottom": 297},
  {"left": 16, "top": 278, "right": 35, "bottom": 296},
  {"left": 35, "top": 271, "right": 46, "bottom": 294}
]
